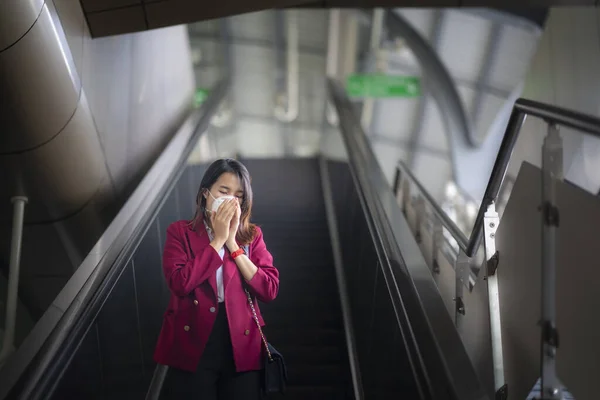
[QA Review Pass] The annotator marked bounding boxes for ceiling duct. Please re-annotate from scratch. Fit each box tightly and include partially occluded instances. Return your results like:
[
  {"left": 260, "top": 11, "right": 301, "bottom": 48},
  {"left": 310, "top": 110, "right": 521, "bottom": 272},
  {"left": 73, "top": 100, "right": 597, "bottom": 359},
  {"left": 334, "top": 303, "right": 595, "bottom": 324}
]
[{"left": 0, "top": 1, "right": 115, "bottom": 318}]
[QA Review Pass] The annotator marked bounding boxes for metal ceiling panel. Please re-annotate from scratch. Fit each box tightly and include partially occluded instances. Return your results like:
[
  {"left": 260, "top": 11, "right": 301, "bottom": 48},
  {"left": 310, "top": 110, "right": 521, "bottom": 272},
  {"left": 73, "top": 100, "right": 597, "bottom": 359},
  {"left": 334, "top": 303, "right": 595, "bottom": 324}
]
[
  {"left": 144, "top": 0, "right": 312, "bottom": 35},
  {"left": 80, "top": 0, "right": 140, "bottom": 13},
  {"left": 85, "top": 5, "right": 147, "bottom": 37}
]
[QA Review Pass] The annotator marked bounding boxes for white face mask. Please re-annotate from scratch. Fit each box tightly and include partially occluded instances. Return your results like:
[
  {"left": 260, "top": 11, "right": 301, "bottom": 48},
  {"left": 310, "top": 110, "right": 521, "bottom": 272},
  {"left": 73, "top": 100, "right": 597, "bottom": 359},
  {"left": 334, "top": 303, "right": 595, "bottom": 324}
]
[{"left": 208, "top": 191, "right": 236, "bottom": 213}]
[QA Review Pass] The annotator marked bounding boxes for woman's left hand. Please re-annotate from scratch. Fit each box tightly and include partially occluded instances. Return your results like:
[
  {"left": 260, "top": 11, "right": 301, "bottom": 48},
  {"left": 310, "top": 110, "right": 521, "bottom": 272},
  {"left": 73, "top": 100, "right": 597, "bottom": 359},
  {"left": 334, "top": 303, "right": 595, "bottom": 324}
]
[{"left": 226, "top": 201, "right": 241, "bottom": 249}]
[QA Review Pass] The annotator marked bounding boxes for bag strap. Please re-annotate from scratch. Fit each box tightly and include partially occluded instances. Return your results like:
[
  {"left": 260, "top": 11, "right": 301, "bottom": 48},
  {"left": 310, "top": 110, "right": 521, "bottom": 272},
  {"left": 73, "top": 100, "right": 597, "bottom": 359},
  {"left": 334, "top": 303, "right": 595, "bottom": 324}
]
[
  {"left": 242, "top": 243, "right": 273, "bottom": 362},
  {"left": 245, "top": 288, "right": 273, "bottom": 362}
]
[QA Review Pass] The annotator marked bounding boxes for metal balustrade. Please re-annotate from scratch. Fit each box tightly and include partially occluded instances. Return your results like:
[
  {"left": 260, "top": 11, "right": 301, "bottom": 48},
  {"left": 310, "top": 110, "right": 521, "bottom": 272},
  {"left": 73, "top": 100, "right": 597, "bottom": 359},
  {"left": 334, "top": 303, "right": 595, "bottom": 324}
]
[{"left": 392, "top": 98, "right": 600, "bottom": 400}]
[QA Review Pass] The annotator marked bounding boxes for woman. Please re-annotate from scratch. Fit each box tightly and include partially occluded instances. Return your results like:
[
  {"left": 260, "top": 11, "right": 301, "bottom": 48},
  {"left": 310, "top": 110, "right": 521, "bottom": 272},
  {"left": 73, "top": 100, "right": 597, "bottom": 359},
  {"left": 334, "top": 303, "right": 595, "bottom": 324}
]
[{"left": 154, "top": 158, "right": 279, "bottom": 399}]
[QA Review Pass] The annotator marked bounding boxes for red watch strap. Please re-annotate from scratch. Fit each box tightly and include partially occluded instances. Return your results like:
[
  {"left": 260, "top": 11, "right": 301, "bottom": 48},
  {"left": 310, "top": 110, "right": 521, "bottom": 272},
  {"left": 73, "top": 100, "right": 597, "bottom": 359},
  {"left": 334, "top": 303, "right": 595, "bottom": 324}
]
[{"left": 231, "top": 248, "right": 245, "bottom": 259}]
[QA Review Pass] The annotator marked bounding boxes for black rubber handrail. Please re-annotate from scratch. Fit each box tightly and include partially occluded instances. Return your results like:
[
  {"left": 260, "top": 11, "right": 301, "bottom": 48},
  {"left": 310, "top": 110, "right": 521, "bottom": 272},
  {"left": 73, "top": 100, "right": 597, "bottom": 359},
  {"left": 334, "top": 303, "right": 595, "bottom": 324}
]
[
  {"left": 466, "top": 98, "right": 600, "bottom": 257},
  {"left": 328, "top": 77, "right": 489, "bottom": 400},
  {"left": 9, "top": 78, "right": 230, "bottom": 400}
]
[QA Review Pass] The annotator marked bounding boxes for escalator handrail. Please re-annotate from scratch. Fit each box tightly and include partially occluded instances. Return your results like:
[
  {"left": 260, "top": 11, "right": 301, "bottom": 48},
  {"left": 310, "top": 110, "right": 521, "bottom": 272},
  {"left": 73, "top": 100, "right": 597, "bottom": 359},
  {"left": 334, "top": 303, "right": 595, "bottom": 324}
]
[
  {"left": 394, "top": 98, "right": 600, "bottom": 259},
  {"left": 466, "top": 98, "right": 600, "bottom": 257},
  {"left": 327, "top": 78, "right": 489, "bottom": 400},
  {"left": 1, "top": 79, "right": 230, "bottom": 400}
]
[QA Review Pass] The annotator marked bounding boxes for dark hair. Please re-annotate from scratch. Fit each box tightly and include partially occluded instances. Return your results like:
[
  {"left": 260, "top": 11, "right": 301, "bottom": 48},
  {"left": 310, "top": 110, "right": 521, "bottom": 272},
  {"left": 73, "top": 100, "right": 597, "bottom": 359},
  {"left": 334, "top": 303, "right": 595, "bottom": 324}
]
[{"left": 189, "top": 158, "right": 256, "bottom": 245}]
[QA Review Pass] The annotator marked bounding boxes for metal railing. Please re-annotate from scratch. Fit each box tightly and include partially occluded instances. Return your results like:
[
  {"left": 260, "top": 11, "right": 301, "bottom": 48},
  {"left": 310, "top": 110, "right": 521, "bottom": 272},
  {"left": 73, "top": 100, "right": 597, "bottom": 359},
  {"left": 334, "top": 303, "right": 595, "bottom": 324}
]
[
  {"left": 328, "top": 77, "right": 489, "bottom": 400},
  {"left": 395, "top": 98, "right": 600, "bottom": 260},
  {"left": 393, "top": 97, "right": 600, "bottom": 400}
]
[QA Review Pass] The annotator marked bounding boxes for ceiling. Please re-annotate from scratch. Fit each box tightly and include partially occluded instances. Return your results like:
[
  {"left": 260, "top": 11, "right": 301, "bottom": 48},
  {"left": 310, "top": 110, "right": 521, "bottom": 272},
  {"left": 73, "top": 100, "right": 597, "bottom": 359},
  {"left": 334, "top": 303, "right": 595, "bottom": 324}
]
[
  {"left": 80, "top": 0, "right": 557, "bottom": 38},
  {"left": 186, "top": 8, "right": 544, "bottom": 204}
]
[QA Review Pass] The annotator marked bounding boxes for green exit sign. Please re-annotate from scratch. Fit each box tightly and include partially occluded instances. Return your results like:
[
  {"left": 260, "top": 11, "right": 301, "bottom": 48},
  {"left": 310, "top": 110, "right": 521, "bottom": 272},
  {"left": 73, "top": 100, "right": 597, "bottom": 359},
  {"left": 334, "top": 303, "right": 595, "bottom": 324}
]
[
  {"left": 346, "top": 75, "right": 421, "bottom": 98},
  {"left": 194, "top": 88, "right": 209, "bottom": 107}
]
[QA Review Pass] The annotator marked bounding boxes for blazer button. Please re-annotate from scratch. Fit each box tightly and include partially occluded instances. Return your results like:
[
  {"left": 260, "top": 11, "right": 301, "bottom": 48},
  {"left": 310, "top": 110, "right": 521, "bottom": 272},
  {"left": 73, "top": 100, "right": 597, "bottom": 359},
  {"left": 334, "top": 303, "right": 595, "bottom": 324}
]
[
  {"left": 209, "top": 307, "right": 216, "bottom": 313},
  {"left": 244, "top": 329, "right": 250, "bottom": 336},
  {"left": 184, "top": 325, "right": 190, "bottom": 332},
  {"left": 193, "top": 300, "right": 198, "bottom": 305}
]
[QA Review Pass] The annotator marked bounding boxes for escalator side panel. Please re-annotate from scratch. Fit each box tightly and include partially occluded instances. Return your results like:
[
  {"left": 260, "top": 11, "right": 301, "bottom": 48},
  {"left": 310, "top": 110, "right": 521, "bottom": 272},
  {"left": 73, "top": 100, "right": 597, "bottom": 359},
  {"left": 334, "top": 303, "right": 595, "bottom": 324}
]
[
  {"left": 132, "top": 219, "right": 169, "bottom": 377},
  {"left": 326, "top": 160, "right": 420, "bottom": 399},
  {"left": 95, "top": 262, "right": 146, "bottom": 397},
  {"left": 48, "top": 164, "right": 208, "bottom": 399},
  {"left": 51, "top": 322, "right": 104, "bottom": 400}
]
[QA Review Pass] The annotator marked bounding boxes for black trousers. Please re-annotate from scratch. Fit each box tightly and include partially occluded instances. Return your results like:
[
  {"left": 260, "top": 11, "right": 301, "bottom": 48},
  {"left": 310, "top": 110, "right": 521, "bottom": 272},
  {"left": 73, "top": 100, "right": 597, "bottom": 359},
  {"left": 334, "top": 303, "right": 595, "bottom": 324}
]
[{"left": 161, "top": 304, "right": 261, "bottom": 400}]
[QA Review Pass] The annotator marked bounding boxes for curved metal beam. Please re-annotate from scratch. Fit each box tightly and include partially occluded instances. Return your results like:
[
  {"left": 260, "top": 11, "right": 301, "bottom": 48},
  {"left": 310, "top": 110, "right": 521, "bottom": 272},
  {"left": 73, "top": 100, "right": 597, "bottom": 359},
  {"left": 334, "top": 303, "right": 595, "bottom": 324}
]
[{"left": 384, "top": 10, "right": 476, "bottom": 149}]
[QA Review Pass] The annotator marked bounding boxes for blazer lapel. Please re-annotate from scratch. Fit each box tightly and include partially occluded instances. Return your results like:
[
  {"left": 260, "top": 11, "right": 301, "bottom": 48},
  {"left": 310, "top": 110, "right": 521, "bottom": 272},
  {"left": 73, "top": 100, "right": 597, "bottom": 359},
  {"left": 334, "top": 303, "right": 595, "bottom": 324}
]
[
  {"left": 223, "top": 251, "right": 237, "bottom": 293},
  {"left": 186, "top": 223, "right": 219, "bottom": 298},
  {"left": 224, "top": 242, "right": 251, "bottom": 292}
]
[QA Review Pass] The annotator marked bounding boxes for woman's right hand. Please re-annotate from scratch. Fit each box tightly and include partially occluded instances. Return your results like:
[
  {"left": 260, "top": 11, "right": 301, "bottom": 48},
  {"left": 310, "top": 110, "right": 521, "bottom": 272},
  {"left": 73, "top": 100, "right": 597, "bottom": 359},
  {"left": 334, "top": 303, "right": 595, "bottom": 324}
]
[{"left": 210, "top": 199, "right": 236, "bottom": 249}]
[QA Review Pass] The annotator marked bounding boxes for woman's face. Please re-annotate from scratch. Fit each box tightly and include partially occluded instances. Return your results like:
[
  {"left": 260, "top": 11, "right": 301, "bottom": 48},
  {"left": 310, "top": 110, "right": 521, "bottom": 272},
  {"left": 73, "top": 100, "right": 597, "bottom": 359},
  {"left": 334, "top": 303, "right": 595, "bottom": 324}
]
[{"left": 204, "top": 172, "right": 244, "bottom": 212}]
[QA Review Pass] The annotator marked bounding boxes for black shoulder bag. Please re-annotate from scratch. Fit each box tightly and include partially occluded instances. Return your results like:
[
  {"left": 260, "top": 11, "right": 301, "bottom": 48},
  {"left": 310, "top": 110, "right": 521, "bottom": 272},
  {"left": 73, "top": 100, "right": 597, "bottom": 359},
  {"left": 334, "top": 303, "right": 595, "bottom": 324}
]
[{"left": 243, "top": 245, "right": 288, "bottom": 396}]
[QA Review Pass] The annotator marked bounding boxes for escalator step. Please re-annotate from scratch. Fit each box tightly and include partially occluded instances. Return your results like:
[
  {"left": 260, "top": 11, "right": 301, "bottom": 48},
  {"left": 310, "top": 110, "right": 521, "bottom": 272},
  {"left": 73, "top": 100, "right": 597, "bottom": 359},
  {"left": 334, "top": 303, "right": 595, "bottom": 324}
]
[
  {"left": 287, "top": 364, "right": 348, "bottom": 386},
  {"left": 263, "top": 327, "right": 345, "bottom": 346},
  {"left": 275, "top": 345, "right": 348, "bottom": 364},
  {"left": 261, "top": 311, "right": 343, "bottom": 327},
  {"left": 261, "top": 298, "right": 341, "bottom": 313},
  {"left": 269, "top": 386, "right": 351, "bottom": 400}
]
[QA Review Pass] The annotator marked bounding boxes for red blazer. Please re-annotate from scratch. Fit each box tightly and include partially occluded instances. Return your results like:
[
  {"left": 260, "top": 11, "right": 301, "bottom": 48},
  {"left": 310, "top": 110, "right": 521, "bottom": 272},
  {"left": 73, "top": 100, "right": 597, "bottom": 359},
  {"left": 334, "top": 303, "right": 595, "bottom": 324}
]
[{"left": 153, "top": 220, "right": 279, "bottom": 372}]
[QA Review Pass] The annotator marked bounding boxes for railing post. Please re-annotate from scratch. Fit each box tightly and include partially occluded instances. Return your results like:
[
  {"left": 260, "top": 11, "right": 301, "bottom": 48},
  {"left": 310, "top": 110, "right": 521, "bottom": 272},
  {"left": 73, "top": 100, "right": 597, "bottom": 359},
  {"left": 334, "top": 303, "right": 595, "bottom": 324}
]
[
  {"left": 454, "top": 251, "right": 470, "bottom": 326},
  {"left": 431, "top": 218, "right": 442, "bottom": 274},
  {"left": 539, "top": 123, "right": 563, "bottom": 399},
  {"left": 401, "top": 174, "right": 411, "bottom": 215},
  {"left": 0, "top": 196, "right": 28, "bottom": 366},
  {"left": 414, "top": 195, "right": 425, "bottom": 244},
  {"left": 483, "top": 202, "right": 507, "bottom": 400}
]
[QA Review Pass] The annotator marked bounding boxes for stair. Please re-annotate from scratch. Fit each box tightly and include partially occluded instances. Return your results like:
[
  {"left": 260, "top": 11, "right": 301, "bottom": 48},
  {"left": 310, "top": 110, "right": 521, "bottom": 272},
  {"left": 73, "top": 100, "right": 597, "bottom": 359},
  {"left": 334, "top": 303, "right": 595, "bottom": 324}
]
[{"left": 244, "top": 158, "right": 354, "bottom": 400}]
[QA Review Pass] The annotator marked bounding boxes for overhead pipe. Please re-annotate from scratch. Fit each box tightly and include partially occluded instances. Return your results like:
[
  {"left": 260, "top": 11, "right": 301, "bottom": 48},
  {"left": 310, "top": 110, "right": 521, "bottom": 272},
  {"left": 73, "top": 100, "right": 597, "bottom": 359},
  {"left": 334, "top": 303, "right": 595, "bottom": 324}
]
[
  {"left": 360, "top": 9, "right": 385, "bottom": 131},
  {"left": 325, "top": 9, "right": 341, "bottom": 127},
  {"left": 274, "top": 10, "right": 299, "bottom": 123},
  {"left": 384, "top": 10, "right": 475, "bottom": 148},
  {"left": 0, "top": 196, "right": 28, "bottom": 366},
  {"left": 211, "top": 19, "right": 233, "bottom": 128},
  {"left": 274, "top": 10, "right": 287, "bottom": 100}
]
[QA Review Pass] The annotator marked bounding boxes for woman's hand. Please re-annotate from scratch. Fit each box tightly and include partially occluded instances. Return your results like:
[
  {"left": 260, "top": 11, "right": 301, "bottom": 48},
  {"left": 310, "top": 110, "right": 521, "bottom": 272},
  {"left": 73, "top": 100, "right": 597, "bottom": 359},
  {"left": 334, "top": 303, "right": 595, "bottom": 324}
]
[
  {"left": 226, "top": 202, "right": 241, "bottom": 251},
  {"left": 210, "top": 199, "right": 236, "bottom": 250}
]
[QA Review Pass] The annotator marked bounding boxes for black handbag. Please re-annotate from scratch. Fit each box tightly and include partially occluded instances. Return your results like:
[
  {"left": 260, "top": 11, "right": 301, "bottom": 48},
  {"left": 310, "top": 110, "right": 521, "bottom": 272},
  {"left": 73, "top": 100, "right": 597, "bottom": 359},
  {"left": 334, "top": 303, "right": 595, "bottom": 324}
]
[{"left": 244, "top": 288, "right": 288, "bottom": 395}]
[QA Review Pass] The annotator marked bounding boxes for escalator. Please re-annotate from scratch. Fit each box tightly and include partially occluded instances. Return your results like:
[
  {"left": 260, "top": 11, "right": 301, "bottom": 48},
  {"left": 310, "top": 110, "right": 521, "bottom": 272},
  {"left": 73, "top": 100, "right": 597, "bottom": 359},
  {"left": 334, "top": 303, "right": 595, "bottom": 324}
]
[{"left": 0, "top": 79, "right": 488, "bottom": 400}]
